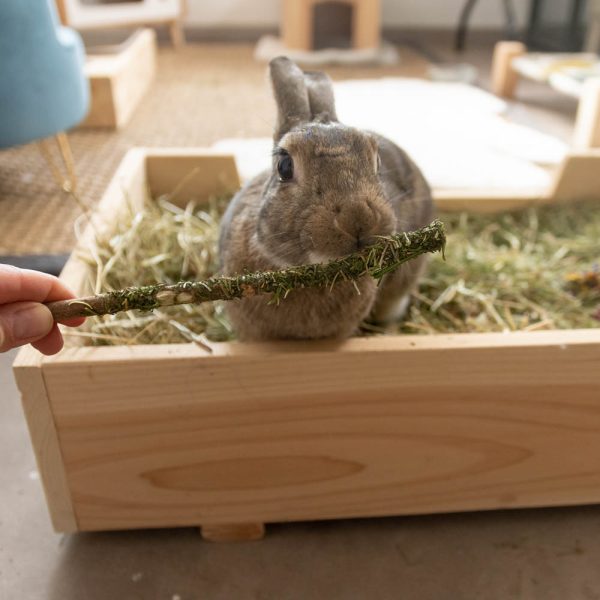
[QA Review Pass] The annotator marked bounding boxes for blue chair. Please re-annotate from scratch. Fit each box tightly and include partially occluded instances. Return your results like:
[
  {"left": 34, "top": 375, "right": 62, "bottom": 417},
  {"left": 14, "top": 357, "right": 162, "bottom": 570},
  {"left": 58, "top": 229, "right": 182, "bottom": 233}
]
[{"left": 0, "top": 0, "right": 89, "bottom": 190}]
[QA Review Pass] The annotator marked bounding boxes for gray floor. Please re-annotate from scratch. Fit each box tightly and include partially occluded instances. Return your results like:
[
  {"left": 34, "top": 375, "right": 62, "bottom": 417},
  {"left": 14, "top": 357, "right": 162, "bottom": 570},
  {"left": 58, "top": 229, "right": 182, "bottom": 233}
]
[{"left": 3, "top": 348, "right": 600, "bottom": 600}]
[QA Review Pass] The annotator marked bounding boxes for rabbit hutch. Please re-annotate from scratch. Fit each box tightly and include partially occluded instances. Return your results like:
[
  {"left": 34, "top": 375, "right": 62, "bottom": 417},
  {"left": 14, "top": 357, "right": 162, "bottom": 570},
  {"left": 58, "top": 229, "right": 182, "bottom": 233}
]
[{"left": 13, "top": 146, "right": 600, "bottom": 542}]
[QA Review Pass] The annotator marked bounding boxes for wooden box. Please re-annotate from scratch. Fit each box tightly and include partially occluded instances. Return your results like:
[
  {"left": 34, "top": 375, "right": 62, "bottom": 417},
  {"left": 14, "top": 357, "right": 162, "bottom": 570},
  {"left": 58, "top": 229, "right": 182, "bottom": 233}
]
[
  {"left": 82, "top": 28, "right": 157, "bottom": 129},
  {"left": 13, "top": 148, "right": 600, "bottom": 542}
]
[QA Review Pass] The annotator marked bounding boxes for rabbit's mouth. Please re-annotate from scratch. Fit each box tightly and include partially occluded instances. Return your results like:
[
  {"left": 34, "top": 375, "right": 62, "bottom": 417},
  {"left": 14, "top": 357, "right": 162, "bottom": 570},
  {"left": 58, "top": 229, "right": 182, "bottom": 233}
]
[{"left": 307, "top": 250, "right": 335, "bottom": 265}]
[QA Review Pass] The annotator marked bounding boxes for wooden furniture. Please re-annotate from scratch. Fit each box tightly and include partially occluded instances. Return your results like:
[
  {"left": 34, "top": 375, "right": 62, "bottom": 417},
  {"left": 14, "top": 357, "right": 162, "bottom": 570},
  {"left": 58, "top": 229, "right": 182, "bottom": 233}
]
[
  {"left": 491, "top": 41, "right": 600, "bottom": 150},
  {"left": 13, "top": 147, "right": 600, "bottom": 542},
  {"left": 55, "top": 0, "right": 185, "bottom": 48},
  {"left": 282, "top": 0, "right": 380, "bottom": 51},
  {"left": 82, "top": 28, "right": 157, "bottom": 129}
]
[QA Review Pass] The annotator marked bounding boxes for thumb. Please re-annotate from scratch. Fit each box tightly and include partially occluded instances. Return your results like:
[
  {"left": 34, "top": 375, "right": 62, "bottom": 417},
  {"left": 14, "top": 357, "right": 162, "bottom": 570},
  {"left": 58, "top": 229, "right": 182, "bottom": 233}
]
[{"left": 0, "top": 302, "right": 54, "bottom": 353}]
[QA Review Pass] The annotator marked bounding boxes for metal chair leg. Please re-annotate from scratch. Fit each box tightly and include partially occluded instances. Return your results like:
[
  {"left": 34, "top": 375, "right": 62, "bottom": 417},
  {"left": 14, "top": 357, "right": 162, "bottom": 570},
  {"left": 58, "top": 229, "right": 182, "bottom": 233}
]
[
  {"left": 502, "top": 0, "right": 518, "bottom": 39},
  {"left": 456, "top": 0, "right": 518, "bottom": 52},
  {"left": 455, "top": 0, "right": 478, "bottom": 52},
  {"left": 56, "top": 132, "right": 77, "bottom": 193},
  {"left": 37, "top": 132, "right": 77, "bottom": 193}
]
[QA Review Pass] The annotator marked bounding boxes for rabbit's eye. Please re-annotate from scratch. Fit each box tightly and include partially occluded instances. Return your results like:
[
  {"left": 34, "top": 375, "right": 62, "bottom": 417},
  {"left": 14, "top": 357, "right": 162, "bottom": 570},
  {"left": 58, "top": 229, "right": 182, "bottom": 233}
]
[
  {"left": 376, "top": 153, "right": 382, "bottom": 174},
  {"left": 277, "top": 154, "right": 294, "bottom": 181}
]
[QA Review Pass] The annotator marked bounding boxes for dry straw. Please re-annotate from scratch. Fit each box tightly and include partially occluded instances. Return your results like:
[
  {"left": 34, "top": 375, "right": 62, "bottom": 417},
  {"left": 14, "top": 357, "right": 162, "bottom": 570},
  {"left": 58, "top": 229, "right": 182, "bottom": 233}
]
[{"left": 67, "top": 195, "right": 599, "bottom": 346}]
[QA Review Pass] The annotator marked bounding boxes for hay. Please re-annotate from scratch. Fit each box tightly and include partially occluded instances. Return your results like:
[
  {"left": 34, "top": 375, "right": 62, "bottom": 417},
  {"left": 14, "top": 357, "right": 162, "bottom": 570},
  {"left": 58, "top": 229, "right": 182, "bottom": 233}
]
[
  {"left": 70, "top": 195, "right": 600, "bottom": 346},
  {"left": 386, "top": 201, "right": 600, "bottom": 335},
  {"left": 73, "top": 195, "right": 233, "bottom": 345}
]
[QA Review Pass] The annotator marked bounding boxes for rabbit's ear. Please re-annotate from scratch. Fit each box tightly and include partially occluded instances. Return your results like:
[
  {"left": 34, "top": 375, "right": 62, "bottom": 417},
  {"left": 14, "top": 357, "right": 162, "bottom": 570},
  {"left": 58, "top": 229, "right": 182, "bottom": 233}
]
[
  {"left": 270, "top": 57, "right": 311, "bottom": 141},
  {"left": 304, "top": 71, "right": 338, "bottom": 122}
]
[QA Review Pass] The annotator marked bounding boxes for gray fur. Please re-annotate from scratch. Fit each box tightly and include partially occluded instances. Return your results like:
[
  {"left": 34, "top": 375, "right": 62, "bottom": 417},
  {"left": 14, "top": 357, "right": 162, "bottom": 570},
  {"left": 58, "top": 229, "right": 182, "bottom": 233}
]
[
  {"left": 304, "top": 71, "right": 338, "bottom": 122},
  {"left": 218, "top": 57, "right": 433, "bottom": 341},
  {"left": 270, "top": 56, "right": 311, "bottom": 142}
]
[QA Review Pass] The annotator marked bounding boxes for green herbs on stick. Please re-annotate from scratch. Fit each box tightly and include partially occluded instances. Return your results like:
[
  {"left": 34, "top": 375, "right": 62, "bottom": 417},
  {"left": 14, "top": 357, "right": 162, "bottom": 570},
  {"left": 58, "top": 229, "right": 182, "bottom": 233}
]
[{"left": 46, "top": 219, "right": 446, "bottom": 322}]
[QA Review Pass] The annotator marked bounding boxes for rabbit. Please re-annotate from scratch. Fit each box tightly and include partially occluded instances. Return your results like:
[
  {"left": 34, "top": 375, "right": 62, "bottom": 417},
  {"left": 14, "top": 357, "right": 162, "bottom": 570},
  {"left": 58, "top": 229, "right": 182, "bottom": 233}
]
[{"left": 218, "top": 56, "right": 433, "bottom": 341}]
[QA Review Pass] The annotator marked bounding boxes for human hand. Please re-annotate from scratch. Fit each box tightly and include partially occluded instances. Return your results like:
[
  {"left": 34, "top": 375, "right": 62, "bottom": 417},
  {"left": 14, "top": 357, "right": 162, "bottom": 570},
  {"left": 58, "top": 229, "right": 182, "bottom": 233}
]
[{"left": 0, "top": 264, "right": 85, "bottom": 355}]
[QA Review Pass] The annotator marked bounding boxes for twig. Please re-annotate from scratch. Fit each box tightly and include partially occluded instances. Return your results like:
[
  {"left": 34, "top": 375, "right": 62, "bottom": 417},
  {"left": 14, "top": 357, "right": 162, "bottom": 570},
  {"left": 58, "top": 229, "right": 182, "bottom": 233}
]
[{"left": 46, "top": 220, "right": 446, "bottom": 321}]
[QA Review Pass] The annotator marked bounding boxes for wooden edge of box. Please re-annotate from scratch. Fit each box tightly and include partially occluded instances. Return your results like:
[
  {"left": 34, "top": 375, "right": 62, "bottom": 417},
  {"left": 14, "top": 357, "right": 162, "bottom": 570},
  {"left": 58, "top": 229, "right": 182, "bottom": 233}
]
[
  {"left": 432, "top": 188, "right": 550, "bottom": 213},
  {"left": 112, "top": 29, "right": 157, "bottom": 128},
  {"left": 41, "top": 328, "right": 600, "bottom": 367},
  {"left": 549, "top": 149, "right": 600, "bottom": 203},
  {"left": 12, "top": 346, "right": 78, "bottom": 532},
  {"left": 83, "top": 28, "right": 157, "bottom": 128},
  {"left": 60, "top": 148, "right": 149, "bottom": 293},
  {"left": 435, "top": 148, "right": 600, "bottom": 211}
]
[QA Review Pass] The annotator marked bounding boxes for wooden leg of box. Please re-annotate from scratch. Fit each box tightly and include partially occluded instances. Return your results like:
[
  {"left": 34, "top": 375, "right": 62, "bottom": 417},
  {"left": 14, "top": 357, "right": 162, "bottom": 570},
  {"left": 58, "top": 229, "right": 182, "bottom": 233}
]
[
  {"left": 200, "top": 523, "right": 266, "bottom": 542},
  {"left": 491, "top": 40, "right": 526, "bottom": 98},
  {"left": 573, "top": 79, "right": 600, "bottom": 149},
  {"left": 168, "top": 20, "right": 185, "bottom": 48}
]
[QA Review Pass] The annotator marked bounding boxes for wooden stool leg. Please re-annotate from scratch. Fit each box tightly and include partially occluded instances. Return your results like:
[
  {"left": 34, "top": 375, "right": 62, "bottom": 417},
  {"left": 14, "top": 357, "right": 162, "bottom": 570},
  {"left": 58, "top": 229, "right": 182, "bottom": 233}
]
[
  {"left": 200, "top": 523, "right": 266, "bottom": 542},
  {"left": 282, "top": 0, "right": 313, "bottom": 51},
  {"left": 490, "top": 41, "right": 526, "bottom": 98},
  {"left": 352, "top": 0, "right": 381, "bottom": 50},
  {"left": 573, "top": 79, "right": 600, "bottom": 150}
]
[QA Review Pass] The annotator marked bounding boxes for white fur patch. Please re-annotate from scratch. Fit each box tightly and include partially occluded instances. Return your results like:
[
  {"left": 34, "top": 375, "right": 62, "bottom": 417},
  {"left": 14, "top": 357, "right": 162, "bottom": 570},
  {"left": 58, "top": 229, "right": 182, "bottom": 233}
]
[
  {"left": 307, "top": 251, "right": 331, "bottom": 265},
  {"left": 382, "top": 295, "right": 411, "bottom": 322}
]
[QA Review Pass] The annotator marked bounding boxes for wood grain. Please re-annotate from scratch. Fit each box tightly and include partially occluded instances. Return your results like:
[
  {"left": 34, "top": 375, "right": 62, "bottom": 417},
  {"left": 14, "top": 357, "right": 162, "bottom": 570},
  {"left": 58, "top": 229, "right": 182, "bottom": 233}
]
[
  {"left": 12, "top": 347, "right": 78, "bottom": 532},
  {"left": 14, "top": 148, "right": 600, "bottom": 536},
  {"left": 39, "top": 329, "right": 600, "bottom": 532}
]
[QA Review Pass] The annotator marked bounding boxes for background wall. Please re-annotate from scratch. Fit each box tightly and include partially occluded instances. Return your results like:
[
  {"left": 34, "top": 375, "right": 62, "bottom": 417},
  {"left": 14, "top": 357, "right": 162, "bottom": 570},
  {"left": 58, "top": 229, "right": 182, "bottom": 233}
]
[{"left": 184, "top": 0, "right": 531, "bottom": 29}]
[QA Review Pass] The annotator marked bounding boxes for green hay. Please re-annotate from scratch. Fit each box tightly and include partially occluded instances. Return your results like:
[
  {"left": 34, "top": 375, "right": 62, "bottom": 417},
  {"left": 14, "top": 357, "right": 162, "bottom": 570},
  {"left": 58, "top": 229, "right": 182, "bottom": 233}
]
[
  {"left": 70, "top": 196, "right": 599, "bottom": 347},
  {"left": 388, "top": 201, "right": 600, "bottom": 335}
]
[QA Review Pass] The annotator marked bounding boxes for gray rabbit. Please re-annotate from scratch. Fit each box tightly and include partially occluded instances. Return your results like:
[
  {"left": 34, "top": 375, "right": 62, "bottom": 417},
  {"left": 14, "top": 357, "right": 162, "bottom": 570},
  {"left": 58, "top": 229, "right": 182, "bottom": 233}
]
[{"left": 219, "top": 56, "right": 433, "bottom": 341}]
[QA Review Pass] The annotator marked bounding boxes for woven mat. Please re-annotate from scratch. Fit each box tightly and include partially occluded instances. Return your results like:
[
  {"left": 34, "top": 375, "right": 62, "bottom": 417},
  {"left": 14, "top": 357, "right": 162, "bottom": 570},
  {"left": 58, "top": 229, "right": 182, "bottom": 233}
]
[{"left": 0, "top": 43, "right": 428, "bottom": 255}]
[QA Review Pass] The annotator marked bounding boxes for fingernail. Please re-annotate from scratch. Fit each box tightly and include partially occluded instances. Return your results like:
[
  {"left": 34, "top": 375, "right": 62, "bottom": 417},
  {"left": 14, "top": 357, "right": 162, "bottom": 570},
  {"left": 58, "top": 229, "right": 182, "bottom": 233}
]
[{"left": 13, "top": 304, "right": 53, "bottom": 341}]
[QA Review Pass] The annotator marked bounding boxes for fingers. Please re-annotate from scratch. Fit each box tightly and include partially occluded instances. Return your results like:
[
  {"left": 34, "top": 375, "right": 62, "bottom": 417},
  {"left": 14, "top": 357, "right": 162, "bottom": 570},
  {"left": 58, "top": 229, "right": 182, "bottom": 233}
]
[
  {"left": 32, "top": 323, "right": 65, "bottom": 355},
  {"left": 0, "top": 264, "right": 79, "bottom": 304},
  {"left": 0, "top": 265, "right": 86, "bottom": 354},
  {"left": 0, "top": 302, "right": 54, "bottom": 353}
]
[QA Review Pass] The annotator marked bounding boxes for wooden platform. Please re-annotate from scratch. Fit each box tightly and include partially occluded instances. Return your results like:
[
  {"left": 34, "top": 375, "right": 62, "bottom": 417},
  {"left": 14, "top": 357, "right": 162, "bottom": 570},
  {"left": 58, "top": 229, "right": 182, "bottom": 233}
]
[
  {"left": 82, "top": 28, "right": 157, "bottom": 129},
  {"left": 491, "top": 41, "right": 600, "bottom": 151}
]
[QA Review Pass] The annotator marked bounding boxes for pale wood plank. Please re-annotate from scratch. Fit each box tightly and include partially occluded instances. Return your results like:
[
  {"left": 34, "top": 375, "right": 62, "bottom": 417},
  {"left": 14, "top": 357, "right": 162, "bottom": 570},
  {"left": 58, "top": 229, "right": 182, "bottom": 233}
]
[
  {"left": 548, "top": 150, "right": 600, "bottom": 203},
  {"left": 573, "top": 78, "right": 600, "bottom": 149},
  {"left": 82, "top": 29, "right": 157, "bottom": 129},
  {"left": 282, "top": 0, "right": 314, "bottom": 51},
  {"left": 200, "top": 523, "right": 265, "bottom": 542},
  {"left": 12, "top": 347, "right": 78, "bottom": 532},
  {"left": 40, "top": 328, "right": 600, "bottom": 531},
  {"left": 491, "top": 41, "right": 527, "bottom": 98},
  {"left": 145, "top": 151, "right": 241, "bottom": 206},
  {"left": 433, "top": 188, "right": 551, "bottom": 213},
  {"left": 35, "top": 147, "right": 600, "bottom": 534},
  {"left": 45, "top": 328, "right": 600, "bottom": 365}
]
